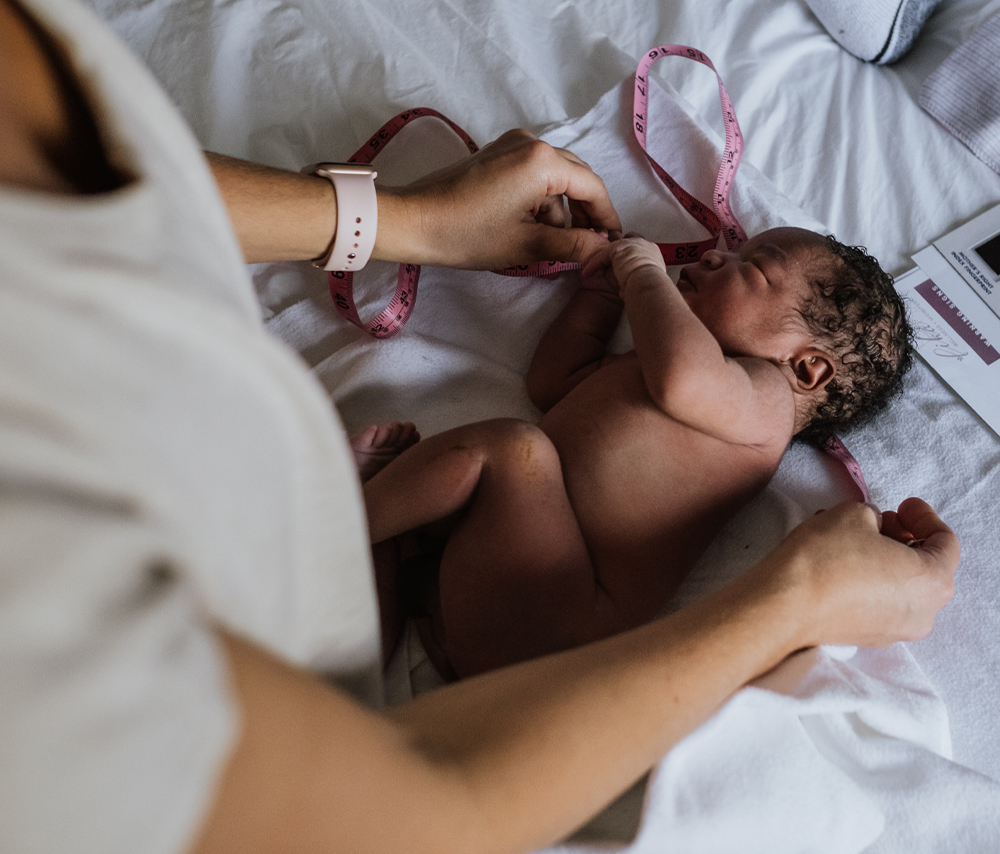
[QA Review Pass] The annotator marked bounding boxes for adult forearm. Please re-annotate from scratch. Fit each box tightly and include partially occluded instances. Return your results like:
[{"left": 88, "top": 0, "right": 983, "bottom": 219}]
[
  {"left": 206, "top": 151, "right": 418, "bottom": 265},
  {"left": 205, "top": 152, "right": 335, "bottom": 264},
  {"left": 194, "top": 563, "right": 803, "bottom": 854},
  {"left": 192, "top": 500, "right": 957, "bottom": 854},
  {"left": 206, "top": 130, "right": 621, "bottom": 270},
  {"left": 387, "top": 562, "right": 803, "bottom": 852}
]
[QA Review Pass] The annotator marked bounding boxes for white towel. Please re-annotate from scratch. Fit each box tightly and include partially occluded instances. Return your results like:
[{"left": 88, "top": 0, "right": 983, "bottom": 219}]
[{"left": 920, "top": 10, "right": 1000, "bottom": 174}]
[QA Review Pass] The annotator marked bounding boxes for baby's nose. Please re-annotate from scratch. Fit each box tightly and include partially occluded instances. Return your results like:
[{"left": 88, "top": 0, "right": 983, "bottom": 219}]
[{"left": 700, "top": 249, "right": 725, "bottom": 269}]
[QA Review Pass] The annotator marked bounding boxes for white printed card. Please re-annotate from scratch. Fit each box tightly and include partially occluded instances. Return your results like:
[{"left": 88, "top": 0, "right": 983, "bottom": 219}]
[{"left": 896, "top": 246, "right": 1000, "bottom": 438}]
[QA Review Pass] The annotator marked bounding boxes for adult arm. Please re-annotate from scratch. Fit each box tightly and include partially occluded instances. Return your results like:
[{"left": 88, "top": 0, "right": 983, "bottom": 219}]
[
  {"left": 584, "top": 237, "right": 792, "bottom": 444},
  {"left": 190, "top": 498, "right": 958, "bottom": 854},
  {"left": 206, "top": 130, "right": 620, "bottom": 268}
]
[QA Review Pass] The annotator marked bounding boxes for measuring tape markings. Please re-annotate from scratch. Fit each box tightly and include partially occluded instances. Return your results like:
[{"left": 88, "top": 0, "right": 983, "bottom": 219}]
[{"left": 633, "top": 45, "right": 748, "bottom": 258}]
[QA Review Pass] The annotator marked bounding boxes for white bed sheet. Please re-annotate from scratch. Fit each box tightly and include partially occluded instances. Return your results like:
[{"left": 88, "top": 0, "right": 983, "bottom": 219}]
[{"left": 94, "top": 0, "right": 1000, "bottom": 831}]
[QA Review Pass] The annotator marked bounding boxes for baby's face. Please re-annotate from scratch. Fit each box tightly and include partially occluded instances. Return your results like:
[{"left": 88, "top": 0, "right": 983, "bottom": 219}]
[{"left": 676, "top": 227, "right": 825, "bottom": 360}]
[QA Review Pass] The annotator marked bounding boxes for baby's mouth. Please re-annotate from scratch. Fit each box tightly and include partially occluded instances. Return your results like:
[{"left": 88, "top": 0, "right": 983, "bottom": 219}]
[{"left": 678, "top": 268, "right": 697, "bottom": 291}]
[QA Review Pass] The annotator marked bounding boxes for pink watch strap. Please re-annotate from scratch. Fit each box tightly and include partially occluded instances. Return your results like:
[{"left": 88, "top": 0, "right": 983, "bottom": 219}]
[{"left": 309, "top": 163, "right": 378, "bottom": 272}]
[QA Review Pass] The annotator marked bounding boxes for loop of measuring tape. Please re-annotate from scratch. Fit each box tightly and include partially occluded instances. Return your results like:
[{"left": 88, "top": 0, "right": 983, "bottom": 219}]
[
  {"left": 633, "top": 45, "right": 748, "bottom": 259},
  {"left": 327, "top": 46, "right": 748, "bottom": 338}
]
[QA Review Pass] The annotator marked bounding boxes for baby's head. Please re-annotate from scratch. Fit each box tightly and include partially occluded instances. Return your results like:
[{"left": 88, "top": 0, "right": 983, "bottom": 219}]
[
  {"left": 792, "top": 232, "right": 912, "bottom": 443},
  {"left": 677, "top": 226, "right": 912, "bottom": 442}
]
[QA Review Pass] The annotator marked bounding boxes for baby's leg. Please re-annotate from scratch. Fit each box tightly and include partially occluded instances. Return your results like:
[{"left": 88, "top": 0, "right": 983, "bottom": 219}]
[
  {"left": 349, "top": 421, "right": 420, "bottom": 483},
  {"left": 349, "top": 421, "right": 420, "bottom": 661},
  {"left": 430, "top": 423, "right": 598, "bottom": 677},
  {"left": 362, "top": 418, "right": 522, "bottom": 544},
  {"left": 364, "top": 419, "right": 597, "bottom": 677}
]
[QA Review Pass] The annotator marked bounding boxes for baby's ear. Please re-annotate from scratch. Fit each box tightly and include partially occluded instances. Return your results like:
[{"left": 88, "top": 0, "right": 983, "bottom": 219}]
[{"left": 793, "top": 349, "right": 835, "bottom": 392}]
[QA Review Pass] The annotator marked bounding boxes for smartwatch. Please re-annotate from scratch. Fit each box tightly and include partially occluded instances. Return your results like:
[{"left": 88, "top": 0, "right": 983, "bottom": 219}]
[{"left": 303, "top": 162, "right": 378, "bottom": 272}]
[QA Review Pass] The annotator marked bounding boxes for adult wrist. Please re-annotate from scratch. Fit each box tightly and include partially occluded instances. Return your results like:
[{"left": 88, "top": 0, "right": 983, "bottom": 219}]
[
  {"left": 371, "top": 186, "right": 415, "bottom": 264},
  {"left": 740, "top": 544, "right": 816, "bottom": 654},
  {"left": 372, "top": 186, "right": 451, "bottom": 268},
  {"left": 304, "top": 163, "right": 378, "bottom": 271}
]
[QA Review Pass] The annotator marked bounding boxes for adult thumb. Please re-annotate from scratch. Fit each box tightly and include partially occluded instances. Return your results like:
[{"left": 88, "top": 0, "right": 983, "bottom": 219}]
[{"left": 531, "top": 224, "right": 610, "bottom": 265}]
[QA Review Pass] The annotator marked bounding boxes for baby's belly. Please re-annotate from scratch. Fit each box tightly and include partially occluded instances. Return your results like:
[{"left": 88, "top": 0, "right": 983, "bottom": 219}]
[{"left": 538, "top": 371, "right": 778, "bottom": 574}]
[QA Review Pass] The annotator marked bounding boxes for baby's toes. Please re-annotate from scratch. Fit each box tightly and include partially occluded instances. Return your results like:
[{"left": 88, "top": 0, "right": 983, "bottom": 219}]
[{"left": 351, "top": 421, "right": 420, "bottom": 482}]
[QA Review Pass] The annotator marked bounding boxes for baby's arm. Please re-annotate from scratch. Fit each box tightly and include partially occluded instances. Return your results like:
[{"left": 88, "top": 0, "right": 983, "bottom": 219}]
[
  {"left": 588, "top": 237, "right": 792, "bottom": 445},
  {"left": 526, "top": 272, "right": 625, "bottom": 412}
]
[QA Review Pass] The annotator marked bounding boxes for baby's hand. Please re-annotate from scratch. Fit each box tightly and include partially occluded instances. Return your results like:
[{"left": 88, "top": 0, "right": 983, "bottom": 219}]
[{"left": 581, "top": 234, "right": 667, "bottom": 294}]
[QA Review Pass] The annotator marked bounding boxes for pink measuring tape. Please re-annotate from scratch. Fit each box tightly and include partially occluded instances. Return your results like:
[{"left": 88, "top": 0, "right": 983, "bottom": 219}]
[
  {"left": 327, "top": 108, "right": 579, "bottom": 339},
  {"left": 326, "top": 46, "right": 747, "bottom": 339},
  {"left": 326, "top": 47, "right": 872, "bottom": 501},
  {"left": 634, "top": 46, "right": 748, "bottom": 259}
]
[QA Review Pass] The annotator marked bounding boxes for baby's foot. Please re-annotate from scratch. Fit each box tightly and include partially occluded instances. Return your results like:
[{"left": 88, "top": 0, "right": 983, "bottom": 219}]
[{"left": 350, "top": 422, "right": 420, "bottom": 482}]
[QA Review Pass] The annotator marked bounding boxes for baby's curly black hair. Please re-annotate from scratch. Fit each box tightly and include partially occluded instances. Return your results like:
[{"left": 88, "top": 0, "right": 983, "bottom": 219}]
[{"left": 796, "top": 235, "right": 913, "bottom": 444}]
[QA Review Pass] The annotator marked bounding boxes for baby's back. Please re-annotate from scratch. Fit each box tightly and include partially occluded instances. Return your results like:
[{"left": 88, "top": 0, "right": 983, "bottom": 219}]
[{"left": 538, "top": 352, "right": 786, "bottom": 626}]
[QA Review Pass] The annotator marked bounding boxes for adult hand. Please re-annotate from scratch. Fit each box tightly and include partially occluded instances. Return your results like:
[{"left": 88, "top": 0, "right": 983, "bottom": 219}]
[
  {"left": 754, "top": 498, "right": 959, "bottom": 650},
  {"left": 374, "top": 129, "right": 622, "bottom": 270}
]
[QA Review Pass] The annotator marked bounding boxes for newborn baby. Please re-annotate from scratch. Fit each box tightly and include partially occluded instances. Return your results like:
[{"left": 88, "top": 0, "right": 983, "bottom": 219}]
[{"left": 358, "top": 227, "right": 912, "bottom": 678}]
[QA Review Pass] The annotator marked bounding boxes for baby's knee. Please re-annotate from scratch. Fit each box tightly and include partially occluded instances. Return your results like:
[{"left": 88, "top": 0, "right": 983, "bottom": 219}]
[{"left": 492, "top": 420, "right": 557, "bottom": 476}]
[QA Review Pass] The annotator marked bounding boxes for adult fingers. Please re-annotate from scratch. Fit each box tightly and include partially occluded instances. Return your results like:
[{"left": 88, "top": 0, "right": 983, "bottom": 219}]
[
  {"left": 579, "top": 239, "right": 617, "bottom": 277},
  {"left": 876, "top": 497, "right": 959, "bottom": 631},
  {"left": 535, "top": 195, "right": 568, "bottom": 228},
  {"left": 567, "top": 198, "right": 595, "bottom": 230},
  {"left": 557, "top": 149, "right": 598, "bottom": 230},
  {"left": 894, "top": 497, "right": 960, "bottom": 567},
  {"left": 894, "top": 497, "right": 952, "bottom": 539},
  {"left": 879, "top": 510, "right": 914, "bottom": 544},
  {"left": 552, "top": 146, "right": 591, "bottom": 171},
  {"left": 799, "top": 500, "right": 952, "bottom": 645},
  {"left": 531, "top": 222, "right": 611, "bottom": 266},
  {"left": 802, "top": 499, "right": 880, "bottom": 540},
  {"left": 540, "top": 151, "right": 622, "bottom": 236}
]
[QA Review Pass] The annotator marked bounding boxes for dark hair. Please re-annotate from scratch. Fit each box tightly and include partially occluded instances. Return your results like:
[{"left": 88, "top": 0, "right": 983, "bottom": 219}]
[{"left": 795, "top": 235, "right": 913, "bottom": 443}]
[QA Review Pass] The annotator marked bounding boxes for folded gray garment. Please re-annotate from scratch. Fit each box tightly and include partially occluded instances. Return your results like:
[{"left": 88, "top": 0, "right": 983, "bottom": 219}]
[{"left": 919, "top": 10, "right": 1000, "bottom": 174}]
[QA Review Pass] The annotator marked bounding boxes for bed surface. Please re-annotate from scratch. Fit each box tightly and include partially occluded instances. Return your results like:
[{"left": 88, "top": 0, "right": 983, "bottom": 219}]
[{"left": 94, "top": 0, "right": 1000, "bottom": 839}]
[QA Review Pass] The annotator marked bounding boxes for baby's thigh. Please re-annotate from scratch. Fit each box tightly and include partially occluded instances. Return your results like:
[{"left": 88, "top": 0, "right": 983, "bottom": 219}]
[
  {"left": 450, "top": 420, "right": 587, "bottom": 567},
  {"left": 437, "top": 422, "right": 596, "bottom": 672}
]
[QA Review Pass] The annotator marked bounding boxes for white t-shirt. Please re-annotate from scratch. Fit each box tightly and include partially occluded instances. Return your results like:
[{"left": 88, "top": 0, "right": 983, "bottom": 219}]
[{"left": 0, "top": 1, "right": 382, "bottom": 852}]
